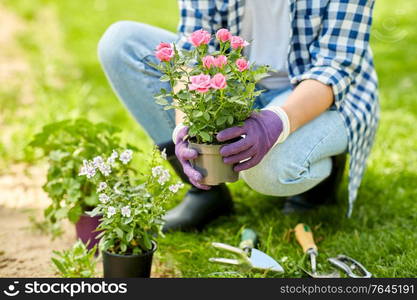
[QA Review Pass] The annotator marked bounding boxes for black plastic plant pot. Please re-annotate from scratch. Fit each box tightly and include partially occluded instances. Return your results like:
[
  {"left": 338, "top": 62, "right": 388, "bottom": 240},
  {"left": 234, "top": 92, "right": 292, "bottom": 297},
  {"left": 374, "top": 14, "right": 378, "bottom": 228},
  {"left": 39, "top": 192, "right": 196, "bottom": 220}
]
[{"left": 102, "top": 242, "right": 157, "bottom": 278}]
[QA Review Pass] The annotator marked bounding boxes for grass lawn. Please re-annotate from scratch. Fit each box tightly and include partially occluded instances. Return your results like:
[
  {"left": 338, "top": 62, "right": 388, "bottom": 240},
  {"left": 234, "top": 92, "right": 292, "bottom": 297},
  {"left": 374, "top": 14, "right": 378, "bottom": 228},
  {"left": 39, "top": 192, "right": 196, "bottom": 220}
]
[{"left": 2, "top": 0, "right": 417, "bottom": 277}]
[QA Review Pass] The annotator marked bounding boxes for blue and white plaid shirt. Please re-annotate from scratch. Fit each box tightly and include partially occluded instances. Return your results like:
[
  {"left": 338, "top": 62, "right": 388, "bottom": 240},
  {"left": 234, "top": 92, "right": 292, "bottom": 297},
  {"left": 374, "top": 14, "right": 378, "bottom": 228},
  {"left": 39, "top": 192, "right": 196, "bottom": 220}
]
[{"left": 176, "top": 0, "right": 379, "bottom": 216}]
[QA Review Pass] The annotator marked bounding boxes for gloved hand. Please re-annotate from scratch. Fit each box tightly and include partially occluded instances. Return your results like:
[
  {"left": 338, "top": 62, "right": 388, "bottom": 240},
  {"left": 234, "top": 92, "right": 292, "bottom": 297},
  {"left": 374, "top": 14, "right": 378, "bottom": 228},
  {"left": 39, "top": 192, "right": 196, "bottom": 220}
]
[
  {"left": 174, "top": 126, "right": 211, "bottom": 190},
  {"left": 217, "top": 109, "right": 289, "bottom": 172}
]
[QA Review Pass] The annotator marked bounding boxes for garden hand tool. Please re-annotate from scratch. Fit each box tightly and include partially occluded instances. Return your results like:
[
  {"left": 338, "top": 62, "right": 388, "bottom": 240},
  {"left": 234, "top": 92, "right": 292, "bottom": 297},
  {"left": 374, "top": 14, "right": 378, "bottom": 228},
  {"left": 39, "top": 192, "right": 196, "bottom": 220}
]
[
  {"left": 209, "top": 228, "right": 284, "bottom": 273},
  {"left": 328, "top": 255, "right": 372, "bottom": 278},
  {"left": 294, "top": 223, "right": 339, "bottom": 278}
]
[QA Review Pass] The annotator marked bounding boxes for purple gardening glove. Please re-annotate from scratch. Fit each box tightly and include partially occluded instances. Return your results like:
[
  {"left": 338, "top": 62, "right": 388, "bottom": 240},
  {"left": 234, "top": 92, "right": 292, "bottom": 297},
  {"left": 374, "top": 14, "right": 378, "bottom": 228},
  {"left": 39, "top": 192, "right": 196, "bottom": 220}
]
[
  {"left": 175, "top": 126, "right": 211, "bottom": 190},
  {"left": 217, "top": 110, "right": 284, "bottom": 172}
]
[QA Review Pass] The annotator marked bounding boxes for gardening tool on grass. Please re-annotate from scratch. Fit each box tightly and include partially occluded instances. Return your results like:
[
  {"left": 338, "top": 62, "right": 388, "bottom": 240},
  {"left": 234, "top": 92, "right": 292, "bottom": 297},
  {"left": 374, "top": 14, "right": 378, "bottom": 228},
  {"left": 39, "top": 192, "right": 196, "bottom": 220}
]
[
  {"left": 294, "top": 223, "right": 339, "bottom": 278},
  {"left": 209, "top": 228, "right": 284, "bottom": 273},
  {"left": 328, "top": 255, "right": 372, "bottom": 278}
]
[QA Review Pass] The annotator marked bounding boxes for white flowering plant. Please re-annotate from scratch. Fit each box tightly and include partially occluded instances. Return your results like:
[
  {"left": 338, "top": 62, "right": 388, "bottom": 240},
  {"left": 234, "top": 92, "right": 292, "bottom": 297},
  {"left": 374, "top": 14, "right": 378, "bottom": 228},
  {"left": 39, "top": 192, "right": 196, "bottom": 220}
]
[
  {"left": 29, "top": 119, "right": 136, "bottom": 237},
  {"left": 80, "top": 147, "right": 183, "bottom": 255}
]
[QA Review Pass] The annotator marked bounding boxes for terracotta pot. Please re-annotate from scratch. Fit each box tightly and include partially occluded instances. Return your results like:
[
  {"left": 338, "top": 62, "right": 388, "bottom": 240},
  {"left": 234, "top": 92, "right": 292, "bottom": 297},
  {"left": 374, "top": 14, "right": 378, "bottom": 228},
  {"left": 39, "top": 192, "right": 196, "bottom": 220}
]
[
  {"left": 102, "top": 242, "right": 157, "bottom": 278},
  {"left": 188, "top": 142, "right": 239, "bottom": 185},
  {"left": 75, "top": 214, "right": 102, "bottom": 251}
]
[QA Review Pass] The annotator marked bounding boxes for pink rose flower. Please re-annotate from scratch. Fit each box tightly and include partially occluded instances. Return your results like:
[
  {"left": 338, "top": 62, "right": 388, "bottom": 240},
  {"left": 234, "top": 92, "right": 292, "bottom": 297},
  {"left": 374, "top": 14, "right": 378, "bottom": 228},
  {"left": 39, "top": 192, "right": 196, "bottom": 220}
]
[
  {"left": 230, "top": 36, "right": 250, "bottom": 50},
  {"left": 210, "top": 73, "right": 227, "bottom": 90},
  {"left": 189, "top": 74, "right": 212, "bottom": 93},
  {"left": 214, "top": 55, "right": 228, "bottom": 68},
  {"left": 202, "top": 55, "right": 216, "bottom": 69},
  {"left": 236, "top": 58, "right": 249, "bottom": 72},
  {"left": 155, "top": 42, "right": 174, "bottom": 62},
  {"left": 156, "top": 42, "right": 171, "bottom": 51},
  {"left": 189, "top": 29, "right": 211, "bottom": 47},
  {"left": 216, "top": 28, "right": 232, "bottom": 42}
]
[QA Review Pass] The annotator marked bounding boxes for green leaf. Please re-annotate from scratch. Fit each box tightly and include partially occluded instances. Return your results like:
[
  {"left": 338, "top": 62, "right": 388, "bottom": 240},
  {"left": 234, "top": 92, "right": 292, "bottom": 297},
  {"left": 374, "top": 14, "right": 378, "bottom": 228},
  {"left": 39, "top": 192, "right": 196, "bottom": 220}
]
[
  {"left": 177, "top": 92, "right": 189, "bottom": 100},
  {"left": 86, "top": 206, "right": 101, "bottom": 217},
  {"left": 199, "top": 132, "right": 212, "bottom": 142},
  {"left": 203, "top": 112, "right": 210, "bottom": 121},
  {"left": 193, "top": 111, "right": 203, "bottom": 118},
  {"left": 159, "top": 74, "right": 170, "bottom": 82},
  {"left": 216, "top": 116, "right": 227, "bottom": 126},
  {"left": 120, "top": 242, "right": 127, "bottom": 253},
  {"left": 155, "top": 97, "right": 169, "bottom": 105},
  {"left": 254, "top": 72, "right": 269, "bottom": 82},
  {"left": 47, "top": 182, "right": 64, "bottom": 197},
  {"left": 68, "top": 206, "right": 82, "bottom": 223},
  {"left": 126, "top": 231, "right": 133, "bottom": 242},
  {"left": 227, "top": 116, "right": 234, "bottom": 125},
  {"left": 51, "top": 258, "right": 66, "bottom": 274},
  {"left": 188, "top": 126, "right": 198, "bottom": 137},
  {"left": 80, "top": 270, "right": 92, "bottom": 278},
  {"left": 143, "top": 233, "right": 152, "bottom": 251},
  {"left": 115, "top": 228, "right": 124, "bottom": 240},
  {"left": 55, "top": 207, "right": 69, "bottom": 219},
  {"left": 84, "top": 194, "right": 98, "bottom": 207}
]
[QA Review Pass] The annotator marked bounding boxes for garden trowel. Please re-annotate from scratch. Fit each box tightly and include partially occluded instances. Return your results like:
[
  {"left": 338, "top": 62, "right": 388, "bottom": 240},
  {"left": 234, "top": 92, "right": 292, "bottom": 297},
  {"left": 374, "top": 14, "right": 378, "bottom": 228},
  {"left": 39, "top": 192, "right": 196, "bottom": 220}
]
[{"left": 209, "top": 228, "right": 284, "bottom": 273}]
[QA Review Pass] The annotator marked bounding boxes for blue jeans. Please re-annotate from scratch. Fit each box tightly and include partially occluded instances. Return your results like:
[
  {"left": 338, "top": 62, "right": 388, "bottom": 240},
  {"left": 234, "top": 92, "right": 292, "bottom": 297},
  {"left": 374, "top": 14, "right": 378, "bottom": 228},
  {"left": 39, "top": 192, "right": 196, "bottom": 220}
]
[{"left": 98, "top": 21, "right": 348, "bottom": 197}]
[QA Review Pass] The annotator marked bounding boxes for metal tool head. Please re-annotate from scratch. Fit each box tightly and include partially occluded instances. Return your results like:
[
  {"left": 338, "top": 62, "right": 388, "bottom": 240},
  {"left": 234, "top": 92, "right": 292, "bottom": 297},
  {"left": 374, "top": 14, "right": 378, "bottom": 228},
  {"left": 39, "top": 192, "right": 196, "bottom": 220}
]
[
  {"left": 249, "top": 248, "right": 284, "bottom": 273},
  {"left": 209, "top": 242, "right": 284, "bottom": 273},
  {"left": 328, "top": 255, "right": 372, "bottom": 278},
  {"left": 301, "top": 251, "right": 340, "bottom": 278},
  {"left": 307, "top": 249, "right": 318, "bottom": 274},
  {"left": 300, "top": 267, "right": 340, "bottom": 278}
]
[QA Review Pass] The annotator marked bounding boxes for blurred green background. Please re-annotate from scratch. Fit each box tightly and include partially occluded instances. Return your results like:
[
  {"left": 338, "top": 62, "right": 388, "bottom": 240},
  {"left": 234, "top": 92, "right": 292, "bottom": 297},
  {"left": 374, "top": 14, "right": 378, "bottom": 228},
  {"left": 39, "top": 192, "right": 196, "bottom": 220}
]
[{"left": 1, "top": 0, "right": 417, "bottom": 277}]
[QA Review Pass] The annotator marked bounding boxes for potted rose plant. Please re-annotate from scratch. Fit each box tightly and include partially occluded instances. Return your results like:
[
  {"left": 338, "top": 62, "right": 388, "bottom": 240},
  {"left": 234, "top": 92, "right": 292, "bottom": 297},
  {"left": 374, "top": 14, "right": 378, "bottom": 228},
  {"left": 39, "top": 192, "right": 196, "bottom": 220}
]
[
  {"left": 154, "top": 28, "right": 269, "bottom": 185},
  {"left": 79, "top": 147, "right": 183, "bottom": 278},
  {"left": 29, "top": 119, "right": 134, "bottom": 249}
]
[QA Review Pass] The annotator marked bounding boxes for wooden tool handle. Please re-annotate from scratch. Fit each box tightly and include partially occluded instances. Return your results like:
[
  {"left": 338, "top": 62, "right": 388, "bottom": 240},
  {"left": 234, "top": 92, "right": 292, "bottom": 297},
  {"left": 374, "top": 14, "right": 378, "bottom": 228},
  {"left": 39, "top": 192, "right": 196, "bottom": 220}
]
[{"left": 294, "top": 223, "right": 318, "bottom": 253}]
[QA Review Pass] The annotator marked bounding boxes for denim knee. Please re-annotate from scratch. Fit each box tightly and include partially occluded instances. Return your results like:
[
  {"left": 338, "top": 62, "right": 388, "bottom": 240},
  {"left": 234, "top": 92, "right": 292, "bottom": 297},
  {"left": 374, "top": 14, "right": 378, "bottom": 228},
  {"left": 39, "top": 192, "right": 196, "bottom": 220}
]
[
  {"left": 98, "top": 21, "right": 138, "bottom": 71},
  {"left": 241, "top": 151, "right": 329, "bottom": 197}
]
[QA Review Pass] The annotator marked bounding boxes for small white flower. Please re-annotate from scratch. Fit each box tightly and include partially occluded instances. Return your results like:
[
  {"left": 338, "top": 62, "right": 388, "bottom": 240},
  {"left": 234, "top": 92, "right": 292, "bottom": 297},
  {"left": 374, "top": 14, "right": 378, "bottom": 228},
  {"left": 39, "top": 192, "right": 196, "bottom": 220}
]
[
  {"left": 99, "top": 163, "right": 112, "bottom": 176},
  {"left": 97, "top": 182, "right": 107, "bottom": 192},
  {"left": 111, "top": 149, "right": 119, "bottom": 159},
  {"left": 107, "top": 150, "right": 119, "bottom": 166},
  {"left": 119, "top": 149, "right": 133, "bottom": 164},
  {"left": 99, "top": 193, "right": 110, "bottom": 204},
  {"left": 107, "top": 206, "right": 116, "bottom": 218},
  {"left": 169, "top": 182, "right": 185, "bottom": 193},
  {"left": 93, "top": 156, "right": 105, "bottom": 168},
  {"left": 161, "top": 148, "right": 167, "bottom": 160},
  {"left": 157, "top": 169, "right": 171, "bottom": 185},
  {"left": 121, "top": 205, "right": 131, "bottom": 218},
  {"left": 79, "top": 160, "right": 96, "bottom": 178},
  {"left": 152, "top": 166, "right": 163, "bottom": 177},
  {"left": 280, "top": 256, "right": 288, "bottom": 263},
  {"left": 168, "top": 185, "right": 178, "bottom": 193}
]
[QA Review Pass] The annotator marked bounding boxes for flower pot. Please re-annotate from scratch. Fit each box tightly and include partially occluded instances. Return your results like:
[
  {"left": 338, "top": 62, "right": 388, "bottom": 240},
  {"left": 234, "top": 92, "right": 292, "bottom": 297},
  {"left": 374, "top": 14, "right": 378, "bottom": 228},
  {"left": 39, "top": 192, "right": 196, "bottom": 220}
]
[
  {"left": 188, "top": 142, "right": 239, "bottom": 185},
  {"left": 75, "top": 214, "right": 102, "bottom": 251},
  {"left": 102, "top": 242, "right": 157, "bottom": 278}
]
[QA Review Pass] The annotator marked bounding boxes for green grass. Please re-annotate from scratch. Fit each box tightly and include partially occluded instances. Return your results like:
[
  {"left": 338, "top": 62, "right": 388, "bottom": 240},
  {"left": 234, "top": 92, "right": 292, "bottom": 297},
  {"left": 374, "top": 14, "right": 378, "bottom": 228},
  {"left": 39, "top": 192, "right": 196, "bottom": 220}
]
[{"left": 2, "top": 0, "right": 417, "bottom": 277}]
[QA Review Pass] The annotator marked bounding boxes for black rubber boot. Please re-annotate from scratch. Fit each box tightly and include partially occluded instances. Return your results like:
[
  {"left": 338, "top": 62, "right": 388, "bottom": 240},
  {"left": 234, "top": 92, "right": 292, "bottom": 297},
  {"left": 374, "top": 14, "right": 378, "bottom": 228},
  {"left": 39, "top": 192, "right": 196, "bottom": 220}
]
[
  {"left": 282, "top": 153, "right": 347, "bottom": 214},
  {"left": 157, "top": 142, "right": 234, "bottom": 232}
]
